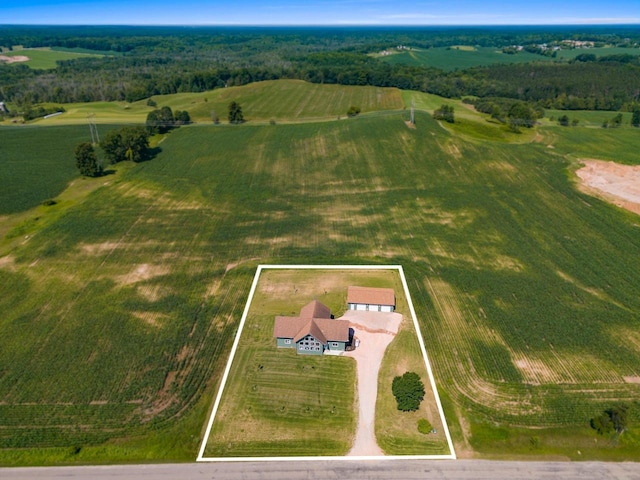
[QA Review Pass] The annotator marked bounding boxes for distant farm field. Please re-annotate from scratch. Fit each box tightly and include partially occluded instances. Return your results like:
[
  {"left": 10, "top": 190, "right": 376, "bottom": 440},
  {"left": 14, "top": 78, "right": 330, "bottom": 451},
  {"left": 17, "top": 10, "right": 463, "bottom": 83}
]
[
  {"left": 1, "top": 82, "right": 640, "bottom": 464},
  {"left": 1, "top": 47, "right": 102, "bottom": 69},
  {"left": 381, "top": 46, "right": 640, "bottom": 71},
  {"left": 381, "top": 47, "right": 546, "bottom": 70},
  {"left": 147, "top": 80, "right": 404, "bottom": 124},
  {"left": 35, "top": 80, "right": 403, "bottom": 126}
]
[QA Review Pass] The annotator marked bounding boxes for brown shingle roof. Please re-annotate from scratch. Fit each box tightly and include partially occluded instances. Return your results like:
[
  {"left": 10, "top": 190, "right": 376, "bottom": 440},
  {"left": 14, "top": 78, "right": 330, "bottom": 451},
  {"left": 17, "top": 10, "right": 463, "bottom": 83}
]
[
  {"left": 299, "top": 300, "right": 331, "bottom": 320},
  {"left": 347, "top": 286, "right": 395, "bottom": 306},
  {"left": 273, "top": 300, "right": 349, "bottom": 343}
]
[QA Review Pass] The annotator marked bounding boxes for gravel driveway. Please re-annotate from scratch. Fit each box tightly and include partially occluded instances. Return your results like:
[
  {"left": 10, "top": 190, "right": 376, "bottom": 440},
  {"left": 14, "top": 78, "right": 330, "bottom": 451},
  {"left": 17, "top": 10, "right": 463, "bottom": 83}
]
[{"left": 341, "top": 310, "right": 403, "bottom": 456}]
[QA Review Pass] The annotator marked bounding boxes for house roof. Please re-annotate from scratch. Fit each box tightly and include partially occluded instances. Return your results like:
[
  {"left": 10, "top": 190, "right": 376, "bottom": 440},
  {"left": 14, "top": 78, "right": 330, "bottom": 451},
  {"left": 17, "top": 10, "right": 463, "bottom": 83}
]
[
  {"left": 299, "top": 300, "right": 331, "bottom": 320},
  {"left": 273, "top": 300, "right": 349, "bottom": 343},
  {"left": 347, "top": 286, "right": 395, "bottom": 306}
]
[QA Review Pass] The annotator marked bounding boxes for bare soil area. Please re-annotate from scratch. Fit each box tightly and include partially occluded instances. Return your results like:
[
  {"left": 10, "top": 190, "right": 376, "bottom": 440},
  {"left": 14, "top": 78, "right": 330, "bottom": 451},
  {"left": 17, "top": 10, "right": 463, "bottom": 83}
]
[
  {"left": 576, "top": 160, "right": 640, "bottom": 215},
  {"left": 0, "top": 55, "right": 29, "bottom": 64},
  {"left": 341, "top": 310, "right": 403, "bottom": 456}
]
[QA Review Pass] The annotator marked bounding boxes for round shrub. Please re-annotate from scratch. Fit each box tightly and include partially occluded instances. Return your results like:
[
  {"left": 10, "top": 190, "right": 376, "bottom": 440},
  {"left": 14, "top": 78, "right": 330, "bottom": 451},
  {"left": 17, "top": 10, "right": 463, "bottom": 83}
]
[{"left": 391, "top": 371, "right": 425, "bottom": 412}]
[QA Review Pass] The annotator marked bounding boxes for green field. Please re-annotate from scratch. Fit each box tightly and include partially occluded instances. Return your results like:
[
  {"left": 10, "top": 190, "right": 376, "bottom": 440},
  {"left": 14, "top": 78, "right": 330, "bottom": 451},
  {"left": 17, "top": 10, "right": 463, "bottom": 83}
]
[
  {"left": 1, "top": 47, "right": 102, "bottom": 69},
  {"left": 148, "top": 80, "right": 403, "bottom": 124},
  {"left": 30, "top": 80, "right": 403, "bottom": 126},
  {"left": 381, "top": 46, "right": 640, "bottom": 71},
  {"left": 0, "top": 125, "right": 103, "bottom": 215},
  {"left": 1, "top": 81, "right": 640, "bottom": 464}
]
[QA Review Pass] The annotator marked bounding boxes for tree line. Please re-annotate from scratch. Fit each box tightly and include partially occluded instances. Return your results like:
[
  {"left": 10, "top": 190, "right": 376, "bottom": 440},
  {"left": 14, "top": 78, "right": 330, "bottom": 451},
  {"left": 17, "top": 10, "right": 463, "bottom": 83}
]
[{"left": 2, "top": 26, "right": 640, "bottom": 113}]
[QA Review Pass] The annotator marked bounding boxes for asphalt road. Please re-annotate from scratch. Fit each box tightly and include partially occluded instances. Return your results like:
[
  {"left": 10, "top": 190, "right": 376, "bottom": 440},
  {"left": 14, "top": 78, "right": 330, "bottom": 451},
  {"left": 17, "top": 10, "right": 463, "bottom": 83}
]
[{"left": 2, "top": 460, "right": 640, "bottom": 480}]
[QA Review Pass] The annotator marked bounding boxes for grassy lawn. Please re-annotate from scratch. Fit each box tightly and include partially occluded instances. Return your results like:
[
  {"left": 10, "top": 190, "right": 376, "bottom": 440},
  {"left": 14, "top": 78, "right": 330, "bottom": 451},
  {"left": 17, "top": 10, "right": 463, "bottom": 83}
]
[
  {"left": 205, "top": 335, "right": 356, "bottom": 457},
  {"left": 376, "top": 328, "right": 450, "bottom": 455},
  {"left": 0, "top": 84, "right": 639, "bottom": 463}
]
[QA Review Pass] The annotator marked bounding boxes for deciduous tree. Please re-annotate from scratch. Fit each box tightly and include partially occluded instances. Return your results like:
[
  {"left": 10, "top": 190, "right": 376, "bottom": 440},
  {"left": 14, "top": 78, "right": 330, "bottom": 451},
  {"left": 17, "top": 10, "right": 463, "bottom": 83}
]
[
  {"left": 507, "top": 102, "right": 537, "bottom": 132},
  {"left": 347, "top": 105, "right": 361, "bottom": 117},
  {"left": 391, "top": 372, "right": 425, "bottom": 412},
  {"left": 228, "top": 101, "right": 244, "bottom": 124},
  {"left": 146, "top": 106, "right": 175, "bottom": 134},
  {"left": 74, "top": 142, "right": 102, "bottom": 177},
  {"left": 433, "top": 104, "right": 455, "bottom": 123},
  {"left": 100, "top": 126, "right": 150, "bottom": 164}
]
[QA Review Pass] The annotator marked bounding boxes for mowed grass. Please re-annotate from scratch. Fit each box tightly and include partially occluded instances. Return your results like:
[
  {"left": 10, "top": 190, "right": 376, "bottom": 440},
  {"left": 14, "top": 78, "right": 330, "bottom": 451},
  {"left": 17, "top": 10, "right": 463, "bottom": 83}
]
[
  {"left": 1, "top": 47, "right": 102, "bottom": 69},
  {"left": 0, "top": 105, "right": 639, "bottom": 463}
]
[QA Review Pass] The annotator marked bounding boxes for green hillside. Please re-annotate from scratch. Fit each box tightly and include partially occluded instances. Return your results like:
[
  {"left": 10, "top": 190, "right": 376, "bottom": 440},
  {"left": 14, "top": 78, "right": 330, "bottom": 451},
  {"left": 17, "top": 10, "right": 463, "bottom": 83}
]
[{"left": 35, "top": 80, "right": 404, "bottom": 126}]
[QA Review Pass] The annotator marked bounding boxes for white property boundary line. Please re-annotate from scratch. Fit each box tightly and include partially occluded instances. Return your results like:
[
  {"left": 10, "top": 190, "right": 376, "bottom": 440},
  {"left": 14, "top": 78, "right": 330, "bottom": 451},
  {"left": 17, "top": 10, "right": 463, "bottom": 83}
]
[{"left": 196, "top": 264, "right": 457, "bottom": 462}]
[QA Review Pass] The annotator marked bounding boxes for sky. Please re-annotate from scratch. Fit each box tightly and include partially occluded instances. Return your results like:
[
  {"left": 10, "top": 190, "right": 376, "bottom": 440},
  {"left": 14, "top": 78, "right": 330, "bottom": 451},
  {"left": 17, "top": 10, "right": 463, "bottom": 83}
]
[{"left": 1, "top": 0, "right": 640, "bottom": 26}]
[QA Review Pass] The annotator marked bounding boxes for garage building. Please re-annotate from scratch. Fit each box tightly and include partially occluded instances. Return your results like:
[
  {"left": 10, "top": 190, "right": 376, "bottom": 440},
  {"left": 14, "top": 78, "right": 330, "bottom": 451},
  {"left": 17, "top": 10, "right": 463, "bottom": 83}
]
[{"left": 347, "top": 286, "right": 395, "bottom": 312}]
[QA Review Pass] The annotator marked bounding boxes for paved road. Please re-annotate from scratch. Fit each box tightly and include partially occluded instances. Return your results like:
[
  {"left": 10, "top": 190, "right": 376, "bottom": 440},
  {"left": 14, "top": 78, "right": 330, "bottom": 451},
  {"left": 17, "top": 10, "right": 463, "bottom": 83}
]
[{"left": 2, "top": 460, "right": 639, "bottom": 480}]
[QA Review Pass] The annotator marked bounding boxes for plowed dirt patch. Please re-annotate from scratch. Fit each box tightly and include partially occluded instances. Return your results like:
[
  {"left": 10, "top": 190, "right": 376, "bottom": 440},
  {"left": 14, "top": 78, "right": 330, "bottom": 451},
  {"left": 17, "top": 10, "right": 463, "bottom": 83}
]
[{"left": 576, "top": 160, "right": 640, "bottom": 215}]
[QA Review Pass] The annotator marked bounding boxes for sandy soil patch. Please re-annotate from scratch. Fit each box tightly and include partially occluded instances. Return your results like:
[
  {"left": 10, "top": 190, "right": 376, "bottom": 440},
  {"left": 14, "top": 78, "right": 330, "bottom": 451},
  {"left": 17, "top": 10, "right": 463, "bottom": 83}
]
[
  {"left": 341, "top": 310, "right": 403, "bottom": 456},
  {"left": 0, "top": 255, "right": 16, "bottom": 270},
  {"left": 576, "top": 160, "right": 640, "bottom": 215},
  {"left": 131, "top": 310, "right": 168, "bottom": 327},
  {"left": 0, "top": 55, "right": 29, "bottom": 64},
  {"left": 623, "top": 376, "right": 640, "bottom": 384},
  {"left": 116, "top": 263, "right": 169, "bottom": 285}
]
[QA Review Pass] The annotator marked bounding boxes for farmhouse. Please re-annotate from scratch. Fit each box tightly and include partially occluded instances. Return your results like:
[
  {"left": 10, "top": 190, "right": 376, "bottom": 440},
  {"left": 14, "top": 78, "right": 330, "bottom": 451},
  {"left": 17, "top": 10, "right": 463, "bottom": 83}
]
[
  {"left": 273, "top": 300, "right": 351, "bottom": 355},
  {"left": 347, "top": 286, "right": 395, "bottom": 312}
]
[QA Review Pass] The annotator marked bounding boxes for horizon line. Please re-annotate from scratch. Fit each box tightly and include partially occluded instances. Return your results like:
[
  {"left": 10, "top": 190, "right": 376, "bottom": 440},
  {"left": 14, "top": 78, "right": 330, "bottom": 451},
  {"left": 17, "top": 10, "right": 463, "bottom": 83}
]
[{"left": 2, "top": 23, "right": 640, "bottom": 27}]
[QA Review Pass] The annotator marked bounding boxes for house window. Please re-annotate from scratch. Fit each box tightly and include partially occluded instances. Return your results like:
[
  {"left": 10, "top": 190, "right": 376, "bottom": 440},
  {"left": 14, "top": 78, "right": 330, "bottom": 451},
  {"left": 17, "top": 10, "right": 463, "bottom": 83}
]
[{"left": 284, "top": 339, "right": 291, "bottom": 344}]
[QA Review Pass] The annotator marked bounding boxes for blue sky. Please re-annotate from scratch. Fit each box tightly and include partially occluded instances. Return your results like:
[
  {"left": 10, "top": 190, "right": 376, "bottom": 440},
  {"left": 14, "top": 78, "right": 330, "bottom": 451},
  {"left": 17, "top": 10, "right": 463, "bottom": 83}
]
[{"left": 2, "top": 0, "right": 640, "bottom": 25}]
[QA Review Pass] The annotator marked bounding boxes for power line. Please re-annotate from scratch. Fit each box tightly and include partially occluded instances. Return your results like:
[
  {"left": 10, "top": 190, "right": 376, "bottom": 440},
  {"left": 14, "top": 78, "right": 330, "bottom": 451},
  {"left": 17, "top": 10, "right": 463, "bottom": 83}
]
[{"left": 87, "top": 113, "right": 99, "bottom": 145}]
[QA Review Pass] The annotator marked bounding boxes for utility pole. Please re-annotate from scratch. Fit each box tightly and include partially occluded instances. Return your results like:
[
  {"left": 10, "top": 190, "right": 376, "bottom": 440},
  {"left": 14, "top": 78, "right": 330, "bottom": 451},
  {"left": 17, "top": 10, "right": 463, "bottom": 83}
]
[
  {"left": 87, "top": 113, "right": 99, "bottom": 145},
  {"left": 410, "top": 99, "right": 415, "bottom": 125}
]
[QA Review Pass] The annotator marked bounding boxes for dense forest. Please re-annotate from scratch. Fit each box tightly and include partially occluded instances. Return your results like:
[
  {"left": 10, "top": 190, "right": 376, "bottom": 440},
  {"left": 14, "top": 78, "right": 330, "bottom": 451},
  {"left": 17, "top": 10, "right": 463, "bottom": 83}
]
[{"left": 1, "top": 25, "right": 640, "bottom": 111}]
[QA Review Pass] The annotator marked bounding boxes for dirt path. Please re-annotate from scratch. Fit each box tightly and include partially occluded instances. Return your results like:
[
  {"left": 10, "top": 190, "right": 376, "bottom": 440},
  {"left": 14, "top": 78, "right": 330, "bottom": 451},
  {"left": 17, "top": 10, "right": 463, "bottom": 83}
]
[
  {"left": 576, "top": 160, "right": 640, "bottom": 216},
  {"left": 341, "top": 311, "right": 403, "bottom": 456}
]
